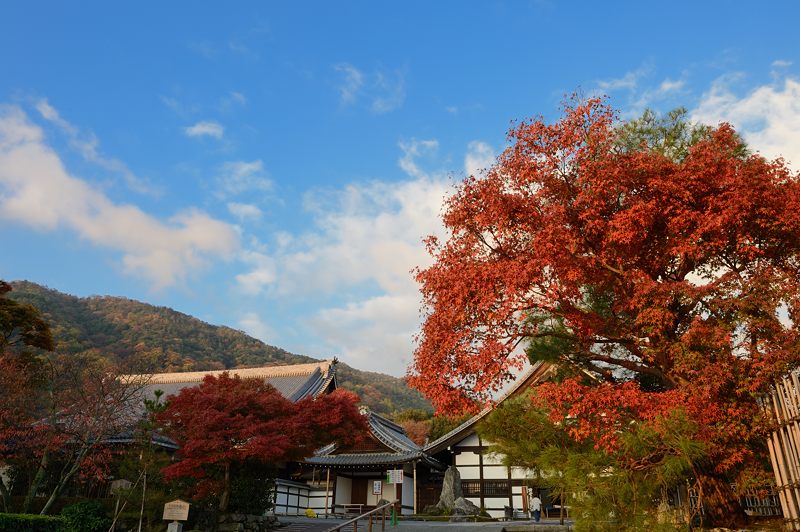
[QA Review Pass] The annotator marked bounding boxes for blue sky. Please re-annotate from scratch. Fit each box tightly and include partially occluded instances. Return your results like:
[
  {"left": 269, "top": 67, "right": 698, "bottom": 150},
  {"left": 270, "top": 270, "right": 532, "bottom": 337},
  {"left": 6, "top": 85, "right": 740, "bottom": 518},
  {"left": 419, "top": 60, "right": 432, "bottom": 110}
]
[{"left": 1, "top": 1, "right": 799, "bottom": 376}]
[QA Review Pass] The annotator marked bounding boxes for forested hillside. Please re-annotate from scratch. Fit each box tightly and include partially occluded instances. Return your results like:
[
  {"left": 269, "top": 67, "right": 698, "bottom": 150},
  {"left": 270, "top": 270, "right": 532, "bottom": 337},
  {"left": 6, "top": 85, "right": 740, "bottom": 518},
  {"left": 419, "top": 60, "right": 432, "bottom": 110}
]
[{"left": 8, "top": 281, "right": 432, "bottom": 416}]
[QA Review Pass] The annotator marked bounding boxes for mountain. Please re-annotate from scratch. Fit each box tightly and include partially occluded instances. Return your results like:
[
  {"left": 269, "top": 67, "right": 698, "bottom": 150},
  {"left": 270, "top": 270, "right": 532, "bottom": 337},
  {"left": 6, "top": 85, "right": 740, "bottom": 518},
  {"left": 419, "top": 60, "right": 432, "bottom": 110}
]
[{"left": 7, "top": 280, "right": 432, "bottom": 417}]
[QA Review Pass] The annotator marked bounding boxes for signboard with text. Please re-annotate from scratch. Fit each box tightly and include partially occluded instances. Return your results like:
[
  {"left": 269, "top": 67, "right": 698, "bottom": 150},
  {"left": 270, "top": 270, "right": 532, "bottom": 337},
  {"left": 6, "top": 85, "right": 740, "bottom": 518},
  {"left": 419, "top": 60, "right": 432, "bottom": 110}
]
[
  {"left": 163, "top": 499, "right": 190, "bottom": 521},
  {"left": 385, "top": 469, "right": 403, "bottom": 484},
  {"left": 372, "top": 479, "right": 383, "bottom": 495}
]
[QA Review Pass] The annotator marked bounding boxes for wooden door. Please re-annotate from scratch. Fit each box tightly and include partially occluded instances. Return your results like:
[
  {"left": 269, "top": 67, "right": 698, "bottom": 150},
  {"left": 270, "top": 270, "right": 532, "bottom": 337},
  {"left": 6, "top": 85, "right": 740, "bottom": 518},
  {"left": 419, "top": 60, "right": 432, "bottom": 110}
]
[{"left": 351, "top": 478, "right": 368, "bottom": 504}]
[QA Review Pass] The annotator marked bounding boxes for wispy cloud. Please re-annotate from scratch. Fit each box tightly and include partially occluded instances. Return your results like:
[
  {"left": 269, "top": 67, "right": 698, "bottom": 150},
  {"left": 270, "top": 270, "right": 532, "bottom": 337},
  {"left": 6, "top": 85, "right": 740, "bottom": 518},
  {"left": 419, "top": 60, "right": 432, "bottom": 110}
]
[
  {"left": 216, "top": 160, "right": 273, "bottom": 198},
  {"left": 334, "top": 63, "right": 406, "bottom": 114},
  {"left": 398, "top": 139, "right": 439, "bottom": 179},
  {"left": 219, "top": 91, "right": 247, "bottom": 111},
  {"left": 464, "top": 140, "right": 495, "bottom": 177},
  {"left": 596, "top": 63, "right": 653, "bottom": 92},
  {"left": 34, "top": 99, "right": 158, "bottom": 196},
  {"left": 594, "top": 63, "right": 688, "bottom": 116},
  {"left": 334, "top": 63, "right": 365, "bottom": 105},
  {"left": 184, "top": 120, "right": 224, "bottom": 139},
  {"left": 0, "top": 104, "right": 239, "bottom": 289},
  {"left": 227, "top": 201, "right": 262, "bottom": 221},
  {"left": 238, "top": 311, "right": 275, "bottom": 343}
]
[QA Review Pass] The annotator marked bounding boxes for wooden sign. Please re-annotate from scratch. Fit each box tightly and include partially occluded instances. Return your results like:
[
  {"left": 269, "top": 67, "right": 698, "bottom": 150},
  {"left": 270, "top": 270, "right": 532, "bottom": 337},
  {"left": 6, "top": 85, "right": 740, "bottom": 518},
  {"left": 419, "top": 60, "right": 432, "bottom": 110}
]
[
  {"left": 163, "top": 499, "right": 190, "bottom": 521},
  {"left": 110, "top": 479, "right": 131, "bottom": 494},
  {"left": 372, "top": 480, "right": 383, "bottom": 495}
]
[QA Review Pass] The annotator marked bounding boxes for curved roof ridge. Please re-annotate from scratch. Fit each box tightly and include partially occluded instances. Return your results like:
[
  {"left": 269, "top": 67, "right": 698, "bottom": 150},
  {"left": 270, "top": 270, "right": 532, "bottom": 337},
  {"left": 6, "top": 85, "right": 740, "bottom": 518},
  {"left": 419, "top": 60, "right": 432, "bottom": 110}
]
[
  {"left": 424, "top": 361, "right": 555, "bottom": 454},
  {"left": 123, "top": 359, "right": 334, "bottom": 385}
]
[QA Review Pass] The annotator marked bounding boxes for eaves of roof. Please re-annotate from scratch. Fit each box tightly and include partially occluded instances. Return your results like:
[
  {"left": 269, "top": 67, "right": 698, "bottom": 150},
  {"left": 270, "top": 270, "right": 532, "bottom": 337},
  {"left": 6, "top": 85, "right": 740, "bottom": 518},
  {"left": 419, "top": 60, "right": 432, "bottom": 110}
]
[{"left": 423, "top": 361, "right": 555, "bottom": 455}]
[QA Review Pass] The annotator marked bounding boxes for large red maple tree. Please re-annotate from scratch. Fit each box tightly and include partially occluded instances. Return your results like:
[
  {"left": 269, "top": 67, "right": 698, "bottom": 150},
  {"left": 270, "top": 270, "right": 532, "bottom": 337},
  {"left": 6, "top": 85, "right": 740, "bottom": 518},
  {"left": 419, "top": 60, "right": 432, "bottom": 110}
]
[
  {"left": 158, "top": 374, "right": 366, "bottom": 512},
  {"left": 409, "top": 99, "right": 800, "bottom": 523}
]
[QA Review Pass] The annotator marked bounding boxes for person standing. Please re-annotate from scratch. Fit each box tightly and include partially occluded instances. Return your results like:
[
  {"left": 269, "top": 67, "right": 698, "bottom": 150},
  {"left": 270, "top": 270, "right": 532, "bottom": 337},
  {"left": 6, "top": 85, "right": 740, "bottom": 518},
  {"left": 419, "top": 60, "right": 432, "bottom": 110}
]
[{"left": 531, "top": 492, "right": 542, "bottom": 522}]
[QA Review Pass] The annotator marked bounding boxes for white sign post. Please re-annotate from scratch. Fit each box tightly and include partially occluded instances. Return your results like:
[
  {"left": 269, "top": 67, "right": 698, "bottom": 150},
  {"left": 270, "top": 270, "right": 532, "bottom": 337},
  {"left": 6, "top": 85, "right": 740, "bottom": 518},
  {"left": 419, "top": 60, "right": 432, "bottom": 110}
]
[{"left": 163, "top": 499, "right": 190, "bottom": 532}]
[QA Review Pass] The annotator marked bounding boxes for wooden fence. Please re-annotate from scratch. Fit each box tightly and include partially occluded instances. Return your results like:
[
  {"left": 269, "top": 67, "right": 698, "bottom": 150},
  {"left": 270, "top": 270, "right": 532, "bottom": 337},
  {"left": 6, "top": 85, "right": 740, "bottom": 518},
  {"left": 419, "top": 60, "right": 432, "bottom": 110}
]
[{"left": 764, "top": 370, "right": 800, "bottom": 530}]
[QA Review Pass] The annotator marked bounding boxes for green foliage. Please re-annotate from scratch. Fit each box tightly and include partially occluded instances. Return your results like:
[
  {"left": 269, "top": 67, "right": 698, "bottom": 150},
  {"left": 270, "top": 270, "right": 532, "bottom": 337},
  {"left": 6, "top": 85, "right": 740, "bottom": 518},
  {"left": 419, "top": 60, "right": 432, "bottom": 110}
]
[
  {"left": 228, "top": 463, "right": 275, "bottom": 515},
  {"left": 60, "top": 501, "right": 111, "bottom": 532},
  {"left": 0, "top": 514, "right": 65, "bottom": 532},
  {"left": 479, "top": 391, "right": 706, "bottom": 530},
  {"left": 7, "top": 281, "right": 432, "bottom": 416}
]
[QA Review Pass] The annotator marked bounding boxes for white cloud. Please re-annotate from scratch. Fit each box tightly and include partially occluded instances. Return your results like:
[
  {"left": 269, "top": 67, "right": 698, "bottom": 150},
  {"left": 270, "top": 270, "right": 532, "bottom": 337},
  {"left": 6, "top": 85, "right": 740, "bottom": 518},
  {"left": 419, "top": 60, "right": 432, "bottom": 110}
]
[
  {"left": 464, "top": 140, "right": 495, "bottom": 177},
  {"left": 34, "top": 99, "right": 157, "bottom": 195},
  {"left": 371, "top": 70, "right": 406, "bottom": 114},
  {"left": 334, "top": 63, "right": 406, "bottom": 114},
  {"left": 220, "top": 91, "right": 247, "bottom": 111},
  {"left": 235, "top": 250, "right": 276, "bottom": 295},
  {"left": 216, "top": 160, "right": 272, "bottom": 197},
  {"left": 227, "top": 201, "right": 262, "bottom": 221},
  {"left": 311, "top": 293, "right": 421, "bottom": 374},
  {"left": 0, "top": 104, "right": 239, "bottom": 289},
  {"left": 184, "top": 120, "right": 224, "bottom": 139},
  {"left": 398, "top": 139, "right": 439, "bottom": 180},
  {"left": 692, "top": 76, "right": 800, "bottom": 169},
  {"left": 334, "top": 63, "right": 365, "bottom": 105},
  {"left": 597, "top": 63, "right": 653, "bottom": 92},
  {"left": 238, "top": 312, "right": 275, "bottom": 344},
  {"left": 235, "top": 139, "right": 462, "bottom": 374}
]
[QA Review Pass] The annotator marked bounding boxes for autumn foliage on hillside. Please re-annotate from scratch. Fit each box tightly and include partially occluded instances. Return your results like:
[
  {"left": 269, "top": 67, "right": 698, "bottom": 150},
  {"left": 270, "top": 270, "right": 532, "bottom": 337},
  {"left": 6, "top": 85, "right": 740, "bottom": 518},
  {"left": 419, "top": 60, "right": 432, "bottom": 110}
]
[
  {"left": 7, "top": 281, "right": 432, "bottom": 416},
  {"left": 409, "top": 99, "right": 800, "bottom": 525},
  {"left": 158, "top": 374, "right": 367, "bottom": 512}
]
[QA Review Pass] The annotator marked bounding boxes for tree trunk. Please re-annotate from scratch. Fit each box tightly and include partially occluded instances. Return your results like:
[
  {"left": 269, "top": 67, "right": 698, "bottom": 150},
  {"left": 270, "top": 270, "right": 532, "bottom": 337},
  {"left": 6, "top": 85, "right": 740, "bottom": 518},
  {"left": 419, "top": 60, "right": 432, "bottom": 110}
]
[
  {"left": 219, "top": 461, "right": 231, "bottom": 513},
  {"left": 39, "top": 443, "right": 89, "bottom": 515},
  {"left": 22, "top": 448, "right": 49, "bottom": 513},
  {"left": 696, "top": 474, "right": 748, "bottom": 529},
  {"left": 0, "top": 476, "right": 10, "bottom": 512}
]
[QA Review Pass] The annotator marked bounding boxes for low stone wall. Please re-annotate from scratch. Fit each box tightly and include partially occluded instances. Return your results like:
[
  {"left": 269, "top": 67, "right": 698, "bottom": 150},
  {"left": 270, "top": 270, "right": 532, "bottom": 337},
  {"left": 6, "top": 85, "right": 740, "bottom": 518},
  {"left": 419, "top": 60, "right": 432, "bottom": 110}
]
[{"left": 217, "top": 513, "right": 279, "bottom": 532}]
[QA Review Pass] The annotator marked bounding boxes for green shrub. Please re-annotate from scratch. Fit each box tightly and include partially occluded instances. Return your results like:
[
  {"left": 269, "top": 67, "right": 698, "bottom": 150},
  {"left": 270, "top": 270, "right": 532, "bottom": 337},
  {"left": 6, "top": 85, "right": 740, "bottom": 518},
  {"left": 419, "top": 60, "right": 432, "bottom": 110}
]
[
  {"left": 0, "top": 513, "right": 66, "bottom": 532},
  {"left": 60, "top": 501, "right": 111, "bottom": 532}
]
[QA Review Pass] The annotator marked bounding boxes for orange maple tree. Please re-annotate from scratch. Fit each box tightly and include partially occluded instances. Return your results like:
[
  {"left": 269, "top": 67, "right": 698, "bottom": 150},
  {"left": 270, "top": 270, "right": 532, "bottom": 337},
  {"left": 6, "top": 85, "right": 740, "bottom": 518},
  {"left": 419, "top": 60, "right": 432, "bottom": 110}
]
[
  {"left": 158, "top": 374, "right": 367, "bottom": 512},
  {"left": 409, "top": 99, "right": 800, "bottom": 523}
]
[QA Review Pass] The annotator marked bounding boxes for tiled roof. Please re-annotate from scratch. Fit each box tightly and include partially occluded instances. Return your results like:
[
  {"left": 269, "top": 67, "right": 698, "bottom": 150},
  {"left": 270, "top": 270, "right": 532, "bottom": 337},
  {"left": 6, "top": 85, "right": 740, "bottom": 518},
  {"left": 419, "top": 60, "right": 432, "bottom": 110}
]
[
  {"left": 306, "top": 409, "right": 444, "bottom": 469},
  {"left": 305, "top": 451, "right": 424, "bottom": 467},
  {"left": 126, "top": 359, "right": 337, "bottom": 404},
  {"left": 424, "top": 361, "right": 555, "bottom": 454},
  {"left": 105, "top": 430, "right": 179, "bottom": 450}
]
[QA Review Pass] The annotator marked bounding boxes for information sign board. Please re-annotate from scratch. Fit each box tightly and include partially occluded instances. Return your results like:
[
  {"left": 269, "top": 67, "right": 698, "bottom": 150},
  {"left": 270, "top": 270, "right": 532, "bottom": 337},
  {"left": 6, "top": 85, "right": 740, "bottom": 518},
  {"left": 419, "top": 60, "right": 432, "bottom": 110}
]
[
  {"left": 385, "top": 469, "right": 403, "bottom": 484},
  {"left": 163, "top": 499, "right": 190, "bottom": 521}
]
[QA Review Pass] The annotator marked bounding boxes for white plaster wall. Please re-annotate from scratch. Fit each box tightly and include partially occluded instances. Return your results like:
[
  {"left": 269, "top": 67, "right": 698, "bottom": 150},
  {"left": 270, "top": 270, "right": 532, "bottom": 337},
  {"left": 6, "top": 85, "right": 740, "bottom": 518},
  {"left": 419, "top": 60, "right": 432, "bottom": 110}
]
[
  {"left": 456, "top": 465, "right": 481, "bottom": 479},
  {"left": 483, "top": 452, "right": 505, "bottom": 466},
  {"left": 456, "top": 452, "right": 481, "bottom": 466},
  {"left": 482, "top": 465, "right": 510, "bottom": 479},
  {"left": 456, "top": 433, "right": 481, "bottom": 446},
  {"left": 511, "top": 466, "right": 533, "bottom": 479},
  {"left": 365, "top": 479, "right": 392, "bottom": 505},
  {"left": 402, "top": 478, "right": 414, "bottom": 514},
  {"left": 335, "top": 476, "right": 352, "bottom": 505}
]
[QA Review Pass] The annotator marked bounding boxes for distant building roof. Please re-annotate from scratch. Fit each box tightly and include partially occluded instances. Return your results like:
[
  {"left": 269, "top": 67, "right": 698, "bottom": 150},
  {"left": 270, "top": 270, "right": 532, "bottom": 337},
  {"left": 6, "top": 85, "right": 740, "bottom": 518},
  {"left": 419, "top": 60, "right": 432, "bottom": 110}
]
[
  {"left": 125, "top": 359, "right": 337, "bottom": 404},
  {"left": 305, "top": 408, "right": 444, "bottom": 469},
  {"left": 424, "top": 361, "right": 555, "bottom": 454}
]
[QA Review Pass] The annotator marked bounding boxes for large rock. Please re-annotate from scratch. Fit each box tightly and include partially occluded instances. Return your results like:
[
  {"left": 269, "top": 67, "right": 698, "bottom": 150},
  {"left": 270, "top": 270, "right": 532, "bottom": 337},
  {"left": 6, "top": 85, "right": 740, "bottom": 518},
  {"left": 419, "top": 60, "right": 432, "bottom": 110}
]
[
  {"left": 437, "top": 465, "right": 463, "bottom": 510},
  {"left": 452, "top": 497, "right": 479, "bottom": 516}
]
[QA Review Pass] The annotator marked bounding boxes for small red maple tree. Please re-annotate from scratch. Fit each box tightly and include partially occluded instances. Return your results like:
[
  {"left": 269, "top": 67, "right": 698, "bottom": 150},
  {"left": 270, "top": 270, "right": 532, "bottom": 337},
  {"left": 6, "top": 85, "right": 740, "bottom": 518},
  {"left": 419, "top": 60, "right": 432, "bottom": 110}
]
[
  {"left": 158, "top": 373, "right": 366, "bottom": 512},
  {"left": 409, "top": 99, "right": 800, "bottom": 524}
]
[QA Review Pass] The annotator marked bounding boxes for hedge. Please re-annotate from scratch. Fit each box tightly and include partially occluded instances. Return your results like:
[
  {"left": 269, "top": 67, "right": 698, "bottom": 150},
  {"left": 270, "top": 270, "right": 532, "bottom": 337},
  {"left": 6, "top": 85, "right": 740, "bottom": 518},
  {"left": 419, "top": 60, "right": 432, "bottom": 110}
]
[{"left": 0, "top": 513, "right": 65, "bottom": 532}]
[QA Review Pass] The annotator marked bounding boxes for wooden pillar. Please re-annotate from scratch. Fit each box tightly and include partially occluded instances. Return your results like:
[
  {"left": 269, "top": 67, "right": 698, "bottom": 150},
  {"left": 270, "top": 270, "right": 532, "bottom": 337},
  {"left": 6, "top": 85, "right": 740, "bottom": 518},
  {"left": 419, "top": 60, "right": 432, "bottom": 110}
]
[
  {"left": 325, "top": 468, "right": 331, "bottom": 518},
  {"left": 413, "top": 461, "right": 418, "bottom": 515},
  {"left": 478, "top": 436, "right": 485, "bottom": 510}
]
